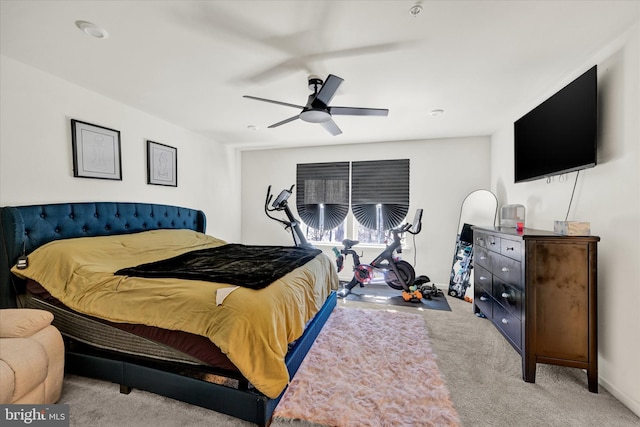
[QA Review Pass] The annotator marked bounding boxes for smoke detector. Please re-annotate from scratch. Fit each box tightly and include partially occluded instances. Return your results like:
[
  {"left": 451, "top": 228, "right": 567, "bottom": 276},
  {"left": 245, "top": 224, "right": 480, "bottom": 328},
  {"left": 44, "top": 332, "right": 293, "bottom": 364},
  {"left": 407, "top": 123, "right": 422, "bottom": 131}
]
[{"left": 409, "top": 4, "right": 423, "bottom": 17}]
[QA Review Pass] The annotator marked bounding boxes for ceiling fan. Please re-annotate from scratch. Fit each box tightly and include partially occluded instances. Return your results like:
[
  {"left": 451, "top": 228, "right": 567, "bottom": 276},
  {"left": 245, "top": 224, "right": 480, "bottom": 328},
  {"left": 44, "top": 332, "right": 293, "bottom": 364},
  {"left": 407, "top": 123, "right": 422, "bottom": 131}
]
[{"left": 243, "top": 74, "right": 389, "bottom": 136}]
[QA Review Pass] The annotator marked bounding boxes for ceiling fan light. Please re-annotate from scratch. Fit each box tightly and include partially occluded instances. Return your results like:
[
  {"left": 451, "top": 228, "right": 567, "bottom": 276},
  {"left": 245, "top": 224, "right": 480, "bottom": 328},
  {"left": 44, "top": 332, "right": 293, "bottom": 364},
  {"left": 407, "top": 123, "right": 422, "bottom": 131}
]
[{"left": 300, "top": 110, "right": 330, "bottom": 123}]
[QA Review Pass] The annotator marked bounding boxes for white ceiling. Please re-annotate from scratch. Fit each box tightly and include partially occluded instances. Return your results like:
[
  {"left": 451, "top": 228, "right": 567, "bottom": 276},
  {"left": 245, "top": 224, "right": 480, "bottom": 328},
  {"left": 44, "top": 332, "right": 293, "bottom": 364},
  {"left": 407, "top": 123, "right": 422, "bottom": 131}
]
[{"left": 1, "top": 1, "right": 638, "bottom": 150}]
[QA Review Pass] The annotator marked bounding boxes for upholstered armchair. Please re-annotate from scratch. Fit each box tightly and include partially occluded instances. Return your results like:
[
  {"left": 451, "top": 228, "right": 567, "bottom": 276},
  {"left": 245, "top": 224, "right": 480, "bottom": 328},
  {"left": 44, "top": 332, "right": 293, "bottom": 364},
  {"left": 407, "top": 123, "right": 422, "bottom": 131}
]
[{"left": 0, "top": 309, "right": 64, "bottom": 404}]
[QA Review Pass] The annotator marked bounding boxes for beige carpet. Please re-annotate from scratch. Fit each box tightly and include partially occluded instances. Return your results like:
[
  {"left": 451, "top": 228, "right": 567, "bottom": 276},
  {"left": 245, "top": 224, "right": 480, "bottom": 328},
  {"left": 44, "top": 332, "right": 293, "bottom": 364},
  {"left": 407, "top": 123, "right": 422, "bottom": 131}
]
[
  {"left": 54, "top": 294, "right": 640, "bottom": 426},
  {"left": 273, "top": 307, "right": 460, "bottom": 427}
]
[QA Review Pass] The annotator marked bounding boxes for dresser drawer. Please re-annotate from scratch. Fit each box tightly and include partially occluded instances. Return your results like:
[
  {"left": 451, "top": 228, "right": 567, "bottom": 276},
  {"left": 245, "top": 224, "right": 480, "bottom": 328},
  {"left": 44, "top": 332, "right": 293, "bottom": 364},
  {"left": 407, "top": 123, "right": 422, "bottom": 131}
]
[
  {"left": 500, "top": 238, "right": 522, "bottom": 261},
  {"left": 474, "top": 285, "right": 492, "bottom": 318},
  {"left": 474, "top": 264, "right": 492, "bottom": 293},
  {"left": 493, "top": 301, "right": 522, "bottom": 352},
  {"left": 475, "top": 232, "right": 500, "bottom": 251},
  {"left": 486, "top": 234, "right": 500, "bottom": 252},
  {"left": 492, "top": 254, "right": 521, "bottom": 288},
  {"left": 493, "top": 277, "right": 522, "bottom": 319},
  {"left": 475, "top": 246, "right": 491, "bottom": 270},
  {"left": 475, "top": 233, "right": 489, "bottom": 249}
]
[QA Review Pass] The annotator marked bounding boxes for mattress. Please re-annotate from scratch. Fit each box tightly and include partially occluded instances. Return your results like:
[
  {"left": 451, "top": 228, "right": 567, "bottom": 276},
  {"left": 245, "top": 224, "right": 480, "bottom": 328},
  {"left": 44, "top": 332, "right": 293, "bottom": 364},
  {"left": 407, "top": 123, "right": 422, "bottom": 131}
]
[
  {"left": 25, "top": 280, "right": 237, "bottom": 368},
  {"left": 12, "top": 229, "right": 339, "bottom": 398}
]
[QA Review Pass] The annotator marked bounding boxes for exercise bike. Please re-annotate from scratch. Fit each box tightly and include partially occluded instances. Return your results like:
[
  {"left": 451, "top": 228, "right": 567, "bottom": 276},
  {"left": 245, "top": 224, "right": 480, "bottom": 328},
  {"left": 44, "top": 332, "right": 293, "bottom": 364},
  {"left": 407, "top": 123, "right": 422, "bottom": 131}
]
[
  {"left": 335, "top": 209, "right": 435, "bottom": 299},
  {"left": 264, "top": 185, "right": 312, "bottom": 247}
]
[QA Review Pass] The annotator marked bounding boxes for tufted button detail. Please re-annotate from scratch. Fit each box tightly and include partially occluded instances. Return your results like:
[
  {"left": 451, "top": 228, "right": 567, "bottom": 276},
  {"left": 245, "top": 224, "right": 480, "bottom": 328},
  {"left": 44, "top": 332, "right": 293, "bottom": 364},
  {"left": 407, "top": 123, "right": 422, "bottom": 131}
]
[
  {"left": 94, "top": 213, "right": 99, "bottom": 218},
  {"left": 124, "top": 224, "right": 129, "bottom": 229},
  {"left": 134, "top": 213, "right": 138, "bottom": 217},
  {"left": 54, "top": 228, "right": 60, "bottom": 233},
  {"left": 104, "top": 225, "right": 110, "bottom": 231},
  {"left": 40, "top": 213, "right": 45, "bottom": 218},
  {"left": 69, "top": 214, "right": 74, "bottom": 219},
  {"left": 82, "top": 227, "right": 87, "bottom": 232},
  {"left": 115, "top": 213, "right": 120, "bottom": 218}
]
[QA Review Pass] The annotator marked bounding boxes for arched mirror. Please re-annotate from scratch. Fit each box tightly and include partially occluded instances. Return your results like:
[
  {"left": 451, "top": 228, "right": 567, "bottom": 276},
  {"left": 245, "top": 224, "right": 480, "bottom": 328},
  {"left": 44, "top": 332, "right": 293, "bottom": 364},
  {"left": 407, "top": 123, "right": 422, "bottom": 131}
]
[
  {"left": 448, "top": 189, "right": 498, "bottom": 301},
  {"left": 457, "top": 189, "right": 498, "bottom": 235}
]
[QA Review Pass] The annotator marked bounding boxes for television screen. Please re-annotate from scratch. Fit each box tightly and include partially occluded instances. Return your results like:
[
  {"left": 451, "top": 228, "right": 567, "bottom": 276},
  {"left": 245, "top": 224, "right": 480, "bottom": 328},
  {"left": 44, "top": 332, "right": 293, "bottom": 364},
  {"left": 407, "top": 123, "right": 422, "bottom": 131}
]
[{"left": 514, "top": 65, "right": 597, "bottom": 183}]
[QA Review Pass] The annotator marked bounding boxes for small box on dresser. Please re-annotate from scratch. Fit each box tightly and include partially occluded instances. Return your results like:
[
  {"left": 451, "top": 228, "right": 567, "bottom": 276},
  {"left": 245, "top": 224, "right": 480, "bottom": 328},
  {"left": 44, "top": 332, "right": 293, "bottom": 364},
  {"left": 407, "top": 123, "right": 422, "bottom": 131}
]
[
  {"left": 471, "top": 226, "right": 600, "bottom": 392},
  {"left": 553, "top": 220, "right": 591, "bottom": 236}
]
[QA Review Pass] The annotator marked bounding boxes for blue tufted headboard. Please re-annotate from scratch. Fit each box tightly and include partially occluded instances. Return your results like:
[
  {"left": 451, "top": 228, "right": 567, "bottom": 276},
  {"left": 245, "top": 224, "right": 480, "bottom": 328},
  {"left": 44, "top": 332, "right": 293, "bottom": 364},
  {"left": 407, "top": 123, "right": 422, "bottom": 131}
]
[{"left": 0, "top": 202, "right": 207, "bottom": 308}]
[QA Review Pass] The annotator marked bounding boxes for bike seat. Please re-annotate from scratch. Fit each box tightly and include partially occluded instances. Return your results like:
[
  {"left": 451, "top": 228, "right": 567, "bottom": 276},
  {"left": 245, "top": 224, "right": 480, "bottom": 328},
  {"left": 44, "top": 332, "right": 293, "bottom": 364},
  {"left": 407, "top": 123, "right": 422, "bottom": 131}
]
[{"left": 342, "top": 239, "right": 359, "bottom": 249}]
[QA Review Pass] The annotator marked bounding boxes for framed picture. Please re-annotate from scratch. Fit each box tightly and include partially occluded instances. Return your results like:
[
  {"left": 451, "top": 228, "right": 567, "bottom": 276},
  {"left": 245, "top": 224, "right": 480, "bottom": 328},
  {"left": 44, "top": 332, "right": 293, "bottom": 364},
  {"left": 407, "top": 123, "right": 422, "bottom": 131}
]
[
  {"left": 71, "top": 119, "right": 122, "bottom": 180},
  {"left": 147, "top": 140, "right": 177, "bottom": 187}
]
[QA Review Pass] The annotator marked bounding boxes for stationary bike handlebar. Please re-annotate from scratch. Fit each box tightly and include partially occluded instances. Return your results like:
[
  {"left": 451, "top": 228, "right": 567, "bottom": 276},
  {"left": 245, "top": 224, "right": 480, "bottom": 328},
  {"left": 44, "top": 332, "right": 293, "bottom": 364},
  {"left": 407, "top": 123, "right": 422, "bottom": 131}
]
[{"left": 264, "top": 185, "right": 309, "bottom": 247}]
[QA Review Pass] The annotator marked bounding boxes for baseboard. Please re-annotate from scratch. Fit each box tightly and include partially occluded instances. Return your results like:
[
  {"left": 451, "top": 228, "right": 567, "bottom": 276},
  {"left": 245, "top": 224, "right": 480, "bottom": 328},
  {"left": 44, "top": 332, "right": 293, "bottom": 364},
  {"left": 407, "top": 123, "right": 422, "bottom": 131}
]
[{"left": 599, "top": 377, "right": 640, "bottom": 418}]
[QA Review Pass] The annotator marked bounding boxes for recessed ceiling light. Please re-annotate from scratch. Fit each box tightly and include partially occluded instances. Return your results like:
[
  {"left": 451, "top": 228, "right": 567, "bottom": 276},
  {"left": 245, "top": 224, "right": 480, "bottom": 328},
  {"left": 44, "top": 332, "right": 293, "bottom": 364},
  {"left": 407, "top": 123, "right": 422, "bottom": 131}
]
[
  {"left": 75, "top": 20, "right": 108, "bottom": 39},
  {"left": 430, "top": 109, "right": 444, "bottom": 116}
]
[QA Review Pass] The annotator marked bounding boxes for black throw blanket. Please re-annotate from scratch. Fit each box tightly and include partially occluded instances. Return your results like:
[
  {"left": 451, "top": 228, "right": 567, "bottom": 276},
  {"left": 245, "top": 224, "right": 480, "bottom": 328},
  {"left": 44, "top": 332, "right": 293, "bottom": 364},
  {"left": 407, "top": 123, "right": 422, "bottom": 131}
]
[{"left": 115, "top": 244, "right": 322, "bottom": 290}]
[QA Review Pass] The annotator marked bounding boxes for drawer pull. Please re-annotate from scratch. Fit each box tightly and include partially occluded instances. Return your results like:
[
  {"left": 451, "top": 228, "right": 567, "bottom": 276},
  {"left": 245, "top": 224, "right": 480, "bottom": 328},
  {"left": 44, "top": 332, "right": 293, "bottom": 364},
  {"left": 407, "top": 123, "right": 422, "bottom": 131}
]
[
  {"left": 501, "top": 292, "right": 510, "bottom": 298},
  {"left": 479, "top": 276, "right": 488, "bottom": 281},
  {"left": 501, "top": 318, "right": 509, "bottom": 324},
  {"left": 480, "top": 256, "right": 487, "bottom": 260},
  {"left": 480, "top": 296, "right": 489, "bottom": 302},
  {"left": 506, "top": 246, "right": 515, "bottom": 251},
  {"left": 501, "top": 267, "right": 509, "bottom": 272},
  {"left": 490, "top": 241, "right": 496, "bottom": 246},
  {"left": 477, "top": 238, "right": 485, "bottom": 244}
]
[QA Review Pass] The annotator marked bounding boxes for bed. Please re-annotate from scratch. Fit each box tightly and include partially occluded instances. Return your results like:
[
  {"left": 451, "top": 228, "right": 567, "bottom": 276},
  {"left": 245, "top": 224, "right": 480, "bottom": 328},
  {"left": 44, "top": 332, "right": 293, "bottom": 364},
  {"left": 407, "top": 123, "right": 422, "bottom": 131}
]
[{"left": 0, "top": 202, "right": 338, "bottom": 426}]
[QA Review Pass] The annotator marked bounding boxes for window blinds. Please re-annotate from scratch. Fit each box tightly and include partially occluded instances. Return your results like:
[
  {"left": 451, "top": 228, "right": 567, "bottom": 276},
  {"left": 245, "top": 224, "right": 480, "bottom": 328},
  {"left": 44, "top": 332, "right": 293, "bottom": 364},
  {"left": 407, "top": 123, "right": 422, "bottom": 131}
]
[
  {"left": 351, "top": 159, "right": 410, "bottom": 230},
  {"left": 296, "top": 162, "right": 349, "bottom": 230},
  {"left": 296, "top": 159, "right": 410, "bottom": 232}
]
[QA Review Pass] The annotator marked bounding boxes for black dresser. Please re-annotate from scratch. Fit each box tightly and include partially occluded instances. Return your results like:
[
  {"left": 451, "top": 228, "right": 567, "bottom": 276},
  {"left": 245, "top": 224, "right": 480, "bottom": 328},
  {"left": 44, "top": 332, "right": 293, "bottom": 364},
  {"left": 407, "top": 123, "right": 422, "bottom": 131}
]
[{"left": 472, "top": 226, "right": 600, "bottom": 392}]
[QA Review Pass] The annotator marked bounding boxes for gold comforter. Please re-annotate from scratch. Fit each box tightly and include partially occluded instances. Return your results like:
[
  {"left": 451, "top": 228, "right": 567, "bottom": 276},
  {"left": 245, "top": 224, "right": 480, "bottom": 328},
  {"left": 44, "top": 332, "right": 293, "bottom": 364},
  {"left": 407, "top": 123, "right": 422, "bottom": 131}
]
[{"left": 11, "top": 229, "right": 338, "bottom": 398}]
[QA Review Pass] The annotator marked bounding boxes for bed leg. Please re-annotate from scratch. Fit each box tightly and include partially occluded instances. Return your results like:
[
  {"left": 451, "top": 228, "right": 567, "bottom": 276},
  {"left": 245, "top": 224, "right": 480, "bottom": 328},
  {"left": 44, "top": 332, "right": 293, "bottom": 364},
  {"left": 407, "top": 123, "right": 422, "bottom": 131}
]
[{"left": 120, "top": 384, "right": 132, "bottom": 394}]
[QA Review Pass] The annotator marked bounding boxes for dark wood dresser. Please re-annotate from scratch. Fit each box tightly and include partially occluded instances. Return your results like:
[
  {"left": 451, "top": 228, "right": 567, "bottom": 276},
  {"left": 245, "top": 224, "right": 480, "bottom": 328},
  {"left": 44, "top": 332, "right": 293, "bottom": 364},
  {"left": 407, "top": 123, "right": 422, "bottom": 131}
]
[{"left": 471, "top": 226, "right": 600, "bottom": 392}]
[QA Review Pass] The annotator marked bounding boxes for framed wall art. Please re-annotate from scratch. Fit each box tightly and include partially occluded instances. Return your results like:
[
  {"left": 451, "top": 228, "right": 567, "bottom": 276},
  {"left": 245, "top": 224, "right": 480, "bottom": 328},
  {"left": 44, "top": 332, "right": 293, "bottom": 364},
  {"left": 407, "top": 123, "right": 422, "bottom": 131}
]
[
  {"left": 147, "top": 140, "right": 177, "bottom": 187},
  {"left": 71, "top": 119, "right": 122, "bottom": 180}
]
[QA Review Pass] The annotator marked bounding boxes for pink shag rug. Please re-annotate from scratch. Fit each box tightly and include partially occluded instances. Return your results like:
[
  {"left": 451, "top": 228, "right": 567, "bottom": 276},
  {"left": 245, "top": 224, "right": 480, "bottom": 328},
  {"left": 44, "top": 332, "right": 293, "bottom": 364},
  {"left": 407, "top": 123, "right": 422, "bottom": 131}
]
[{"left": 273, "top": 307, "right": 460, "bottom": 427}]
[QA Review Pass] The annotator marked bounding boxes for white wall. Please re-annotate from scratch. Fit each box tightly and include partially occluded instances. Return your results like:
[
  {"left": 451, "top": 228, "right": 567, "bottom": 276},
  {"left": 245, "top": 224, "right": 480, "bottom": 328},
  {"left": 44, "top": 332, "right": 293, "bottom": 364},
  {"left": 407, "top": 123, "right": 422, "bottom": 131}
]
[
  {"left": 241, "top": 136, "right": 492, "bottom": 285},
  {"left": 490, "top": 24, "right": 640, "bottom": 416},
  {"left": 0, "top": 55, "right": 241, "bottom": 242}
]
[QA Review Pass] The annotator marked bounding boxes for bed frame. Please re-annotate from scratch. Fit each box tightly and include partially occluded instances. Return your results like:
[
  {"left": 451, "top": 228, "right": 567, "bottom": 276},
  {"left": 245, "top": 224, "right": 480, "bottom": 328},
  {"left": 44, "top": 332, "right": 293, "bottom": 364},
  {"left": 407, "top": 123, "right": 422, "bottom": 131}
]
[{"left": 0, "top": 202, "right": 337, "bottom": 426}]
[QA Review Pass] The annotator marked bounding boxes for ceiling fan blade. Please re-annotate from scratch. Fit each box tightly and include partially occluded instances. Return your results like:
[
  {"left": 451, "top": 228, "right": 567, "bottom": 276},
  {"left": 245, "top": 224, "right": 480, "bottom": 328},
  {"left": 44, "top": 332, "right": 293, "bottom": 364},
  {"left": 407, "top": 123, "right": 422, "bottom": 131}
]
[
  {"left": 313, "top": 74, "right": 344, "bottom": 107},
  {"left": 321, "top": 119, "right": 342, "bottom": 136},
  {"left": 243, "top": 95, "right": 303, "bottom": 110},
  {"left": 243, "top": 41, "right": 415, "bottom": 84},
  {"left": 268, "top": 115, "right": 300, "bottom": 128},
  {"left": 329, "top": 106, "right": 389, "bottom": 116}
]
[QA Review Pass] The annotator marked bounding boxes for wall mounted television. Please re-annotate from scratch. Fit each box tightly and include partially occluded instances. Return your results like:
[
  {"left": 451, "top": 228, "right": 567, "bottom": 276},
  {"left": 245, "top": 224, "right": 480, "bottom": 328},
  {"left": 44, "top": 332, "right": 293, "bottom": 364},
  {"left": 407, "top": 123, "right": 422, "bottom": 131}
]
[{"left": 514, "top": 65, "right": 597, "bottom": 183}]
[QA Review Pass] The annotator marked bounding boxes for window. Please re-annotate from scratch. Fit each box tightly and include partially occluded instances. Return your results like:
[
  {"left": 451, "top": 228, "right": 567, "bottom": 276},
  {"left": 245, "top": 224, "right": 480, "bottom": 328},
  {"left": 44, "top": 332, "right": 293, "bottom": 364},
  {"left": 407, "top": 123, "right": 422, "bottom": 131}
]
[
  {"left": 296, "top": 162, "right": 349, "bottom": 243},
  {"left": 351, "top": 159, "right": 410, "bottom": 243},
  {"left": 296, "top": 159, "right": 410, "bottom": 244}
]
